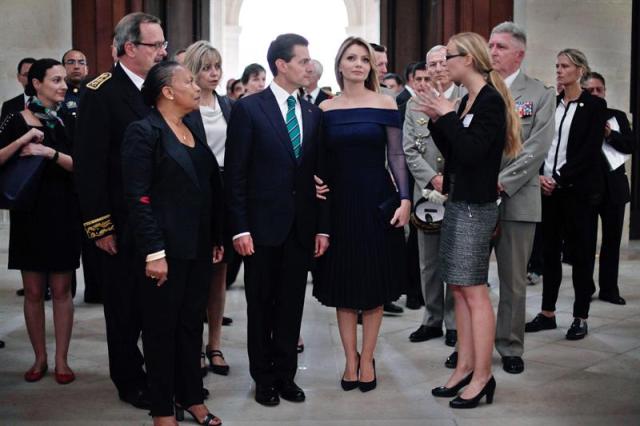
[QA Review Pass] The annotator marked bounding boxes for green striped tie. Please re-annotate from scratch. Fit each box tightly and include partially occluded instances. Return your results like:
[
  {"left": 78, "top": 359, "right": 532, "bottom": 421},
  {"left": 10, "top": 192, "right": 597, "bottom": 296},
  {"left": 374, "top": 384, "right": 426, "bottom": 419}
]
[{"left": 286, "top": 95, "right": 301, "bottom": 159}]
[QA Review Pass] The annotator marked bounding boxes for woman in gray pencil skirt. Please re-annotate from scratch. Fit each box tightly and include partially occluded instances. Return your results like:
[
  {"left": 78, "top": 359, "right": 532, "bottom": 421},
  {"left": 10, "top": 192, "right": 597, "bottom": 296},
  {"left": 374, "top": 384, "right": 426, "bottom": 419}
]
[{"left": 414, "top": 32, "right": 522, "bottom": 409}]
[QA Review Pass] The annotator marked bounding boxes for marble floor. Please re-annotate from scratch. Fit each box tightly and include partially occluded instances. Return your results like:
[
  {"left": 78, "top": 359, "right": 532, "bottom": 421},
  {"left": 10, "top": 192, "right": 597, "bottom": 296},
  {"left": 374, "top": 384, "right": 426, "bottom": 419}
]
[{"left": 1, "top": 229, "right": 640, "bottom": 425}]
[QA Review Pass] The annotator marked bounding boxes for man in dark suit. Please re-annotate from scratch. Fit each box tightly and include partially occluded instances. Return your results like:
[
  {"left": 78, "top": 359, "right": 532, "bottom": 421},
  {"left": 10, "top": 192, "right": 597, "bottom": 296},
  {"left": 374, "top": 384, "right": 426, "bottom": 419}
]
[
  {"left": 584, "top": 72, "right": 634, "bottom": 305},
  {"left": 225, "top": 33, "right": 329, "bottom": 407},
  {"left": 396, "top": 62, "right": 418, "bottom": 124},
  {"left": 74, "top": 12, "right": 167, "bottom": 409},
  {"left": 300, "top": 59, "right": 331, "bottom": 105},
  {"left": 1, "top": 57, "right": 35, "bottom": 123}
]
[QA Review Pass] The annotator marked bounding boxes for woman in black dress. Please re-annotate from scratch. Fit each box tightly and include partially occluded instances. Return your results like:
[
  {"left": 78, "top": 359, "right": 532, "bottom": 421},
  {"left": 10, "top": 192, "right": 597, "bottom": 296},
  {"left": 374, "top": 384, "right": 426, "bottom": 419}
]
[
  {"left": 414, "top": 32, "right": 521, "bottom": 408},
  {"left": 313, "top": 37, "right": 411, "bottom": 393},
  {"left": 0, "top": 58, "right": 80, "bottom": 384},
  {"left": 122, "top": 61, "right": 223, "bottom": 426}
]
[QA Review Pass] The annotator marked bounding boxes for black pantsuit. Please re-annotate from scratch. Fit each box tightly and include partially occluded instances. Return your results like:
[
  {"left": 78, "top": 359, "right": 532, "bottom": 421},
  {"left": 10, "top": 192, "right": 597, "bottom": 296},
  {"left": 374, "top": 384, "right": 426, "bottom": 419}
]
[
  {"left": 541, "top": 189, "right": 598, "bottom": 318},
  {"left": 590, "top": 109, "right": 634, "bottom": 299},
  {"left": 139, "top": 257, "right": 211, "bottom": 416},
  {"left": 122, "top": 109, "right": 223, "bottom": 416},
  {"left": 540, "top": 90, "right": 607, "bottom": 320},
  {"left": 244, "top": 231, "right": 310, "bottom": 385}
]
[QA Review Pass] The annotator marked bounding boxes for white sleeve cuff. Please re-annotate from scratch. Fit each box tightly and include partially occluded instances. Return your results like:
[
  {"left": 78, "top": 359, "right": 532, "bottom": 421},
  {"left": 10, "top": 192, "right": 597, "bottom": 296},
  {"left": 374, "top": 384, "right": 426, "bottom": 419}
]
[
  {"left": 146, "top": 250, "right": 166, "bottom": 262},
  {"left": 232, "top": 232, "right": 251, "bottom": 240},
  {"left": 317, "top": 233, "right": 330, "bottom": 238}
]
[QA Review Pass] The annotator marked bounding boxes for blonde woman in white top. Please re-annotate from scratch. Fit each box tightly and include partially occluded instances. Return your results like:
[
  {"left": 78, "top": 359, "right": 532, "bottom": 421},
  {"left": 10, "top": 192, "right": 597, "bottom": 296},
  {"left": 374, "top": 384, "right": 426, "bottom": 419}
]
[{"left": 183, "top": 40, "right": 234, "bottom": 376}]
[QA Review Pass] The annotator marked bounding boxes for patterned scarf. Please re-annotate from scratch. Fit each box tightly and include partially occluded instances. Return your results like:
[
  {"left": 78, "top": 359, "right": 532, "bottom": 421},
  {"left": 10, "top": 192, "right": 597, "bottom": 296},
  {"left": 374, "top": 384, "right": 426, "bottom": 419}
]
[{"left": 27, "top": 97, "right": 64, "bottom": 129}]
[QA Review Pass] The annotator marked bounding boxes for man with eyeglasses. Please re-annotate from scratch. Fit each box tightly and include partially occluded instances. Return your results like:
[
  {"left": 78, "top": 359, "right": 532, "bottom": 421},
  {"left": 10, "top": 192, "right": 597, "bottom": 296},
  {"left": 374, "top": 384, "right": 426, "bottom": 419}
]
[
  {"left": 403, "top": 47, "right": 463, "bottom": 352},
  {"left": 0, "top": 57, "right": 35, "bottom": 123},
  {"left": 74, "top": 12, "right": 167, "bottom": 410},
  {"left": 61, "top": 49, "right": 89, "bottom": 119}
]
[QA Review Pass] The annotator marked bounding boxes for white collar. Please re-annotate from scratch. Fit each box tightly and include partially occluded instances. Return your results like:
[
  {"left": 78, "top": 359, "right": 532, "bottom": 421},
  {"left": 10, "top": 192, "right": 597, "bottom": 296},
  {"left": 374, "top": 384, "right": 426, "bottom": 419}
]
[
  {"left": 307, "top": 87, "right": 321, "bottom": 100},
  {"left": 405, "top": 86, "right": 416, "bottom": 97},
  {"left": 443, "top": 83, "right": 455, "bottom": 99},
  {"left": 270, "top": 81, "right": 299, "bottom": 105},
  {"left": 119, "top": 61, "right": 145, "bottom": 91},
  {"left": 504, "top": 69, "right": 521, "bottom": 89}
]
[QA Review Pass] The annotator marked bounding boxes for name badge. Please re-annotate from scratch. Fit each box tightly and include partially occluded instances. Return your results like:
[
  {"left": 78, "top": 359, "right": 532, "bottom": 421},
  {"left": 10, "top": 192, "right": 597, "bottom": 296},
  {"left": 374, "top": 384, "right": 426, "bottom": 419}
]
[
  {"left": 515, "top": 101, "right": 534, "bottom": 118},
  {"left": 462, "top": 114, "right": 473, "bottom": 128}
]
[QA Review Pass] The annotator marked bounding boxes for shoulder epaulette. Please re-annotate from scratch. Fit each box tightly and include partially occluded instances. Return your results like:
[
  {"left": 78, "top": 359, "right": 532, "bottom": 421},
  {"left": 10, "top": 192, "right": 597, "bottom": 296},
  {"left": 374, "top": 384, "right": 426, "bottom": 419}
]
[{"left": 86, "top": 72, "right": 112, "bottom": 90}]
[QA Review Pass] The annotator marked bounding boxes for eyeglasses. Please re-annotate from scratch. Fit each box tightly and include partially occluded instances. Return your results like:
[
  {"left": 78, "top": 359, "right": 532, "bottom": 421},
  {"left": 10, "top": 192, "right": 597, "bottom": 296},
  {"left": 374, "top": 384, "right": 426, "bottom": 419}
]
[
  {"left": 64, "top": 59, "right": 87, "bottom": 66},
  {"left": 135, "top": 41, "right": 168, "bottom": 50},
  {"left": 445, "top": 53, "right": 466, "bottom": 61}
]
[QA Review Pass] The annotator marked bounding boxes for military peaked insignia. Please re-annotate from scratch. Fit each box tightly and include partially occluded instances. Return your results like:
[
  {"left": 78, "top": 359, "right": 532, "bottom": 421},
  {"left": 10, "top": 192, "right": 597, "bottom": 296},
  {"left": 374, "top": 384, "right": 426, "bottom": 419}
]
[
  {"left": 416, "top": 117, "right": 427, "bottom": 126},
  {"left": 86, "top": 72, "right": 112, "bottom": 90},
  {"left": 515, "top": 101, "right": 533, "bottom": 118}
]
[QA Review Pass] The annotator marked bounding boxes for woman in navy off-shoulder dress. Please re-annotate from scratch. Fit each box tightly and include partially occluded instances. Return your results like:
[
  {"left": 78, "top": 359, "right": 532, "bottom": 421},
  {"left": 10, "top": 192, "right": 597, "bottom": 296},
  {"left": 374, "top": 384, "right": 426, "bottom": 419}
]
[{"left": 313, "top": 37, "right": 411, "bottom": 393}]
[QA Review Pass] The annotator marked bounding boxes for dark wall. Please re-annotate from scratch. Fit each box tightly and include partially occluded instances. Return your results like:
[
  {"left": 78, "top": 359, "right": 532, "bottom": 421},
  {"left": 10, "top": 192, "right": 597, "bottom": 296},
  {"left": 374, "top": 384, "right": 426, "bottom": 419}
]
[
  {"left": 380, "top": 0, "right": 513, "bottom": 73},
  {"left": 72, "top": 0, "right": 208, "bottom": 76}
]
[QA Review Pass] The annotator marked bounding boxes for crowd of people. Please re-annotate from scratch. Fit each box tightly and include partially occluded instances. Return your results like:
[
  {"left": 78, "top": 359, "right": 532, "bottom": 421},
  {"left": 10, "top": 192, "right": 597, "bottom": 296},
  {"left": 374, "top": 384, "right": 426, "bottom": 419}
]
[{"left": 0, "top": 11, "right": 634, "bottom": 426}]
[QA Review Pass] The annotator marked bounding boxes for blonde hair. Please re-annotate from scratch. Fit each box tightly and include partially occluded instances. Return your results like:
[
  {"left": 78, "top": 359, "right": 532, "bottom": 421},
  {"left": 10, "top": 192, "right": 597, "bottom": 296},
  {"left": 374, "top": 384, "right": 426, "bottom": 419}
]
[
  {"left": 182, "top": 40, "right": 222, "bottom": 87},
  {"left": 334, "top": 37, "right": 379, "bottom": 92},
  {"left": 449, "top": 32, "right": 522, "bottom": 159},
  {"left": 558, "top": 48, "right": 591, "bottom": 82}
]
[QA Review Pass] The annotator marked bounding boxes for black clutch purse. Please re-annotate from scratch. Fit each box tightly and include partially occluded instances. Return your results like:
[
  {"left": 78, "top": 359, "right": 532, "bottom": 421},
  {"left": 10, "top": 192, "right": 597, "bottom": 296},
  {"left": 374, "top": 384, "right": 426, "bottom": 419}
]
[
  {"left": 378, "top": 193, "right": 401, "bottom": 226},
  {"left": 0, "top": 155, "right": 47, "bottom": 211}
]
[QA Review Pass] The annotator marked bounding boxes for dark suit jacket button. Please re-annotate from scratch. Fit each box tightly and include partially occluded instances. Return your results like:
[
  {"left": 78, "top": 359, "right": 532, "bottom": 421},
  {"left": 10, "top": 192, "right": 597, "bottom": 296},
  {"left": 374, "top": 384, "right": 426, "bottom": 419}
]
[{"left": 292, "top": 190, "right": 296, "bottom": 195}]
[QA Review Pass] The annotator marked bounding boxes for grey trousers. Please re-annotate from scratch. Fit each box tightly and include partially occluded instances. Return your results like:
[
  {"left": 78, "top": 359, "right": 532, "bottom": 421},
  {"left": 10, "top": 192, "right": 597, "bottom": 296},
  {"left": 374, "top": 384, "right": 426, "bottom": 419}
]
[
  {"left": 417, "top": 230, "right": 455, "bottom": 330},
  {"left": 495, "top": 220, "right": 536, "bottom": 357}
]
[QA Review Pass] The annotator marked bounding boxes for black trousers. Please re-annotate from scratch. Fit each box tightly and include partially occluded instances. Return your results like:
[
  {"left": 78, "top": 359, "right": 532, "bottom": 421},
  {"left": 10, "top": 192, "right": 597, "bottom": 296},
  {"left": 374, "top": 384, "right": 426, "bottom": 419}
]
[
  {"left": 541, "top": 189, "right": 598, "bottom": 319},
  {"left": 81, "top": 238, "right": 104, "bottom": 303},
  {"left": 527, "top": 222, "right": 544, "bottom": 275},
  {"left": 140, "top": 257, "right": 211, "bottom": 416},
  {"left": 243, "top": 230, "right": 310, "bottom": 386},
  {"left": 405, "top": 222, "right": 422, "bottom": 301},
  {"left": 99, "top": 237, "right": 146, "bottom": 394},
  {"left": 592, "top": 198, "right": 626, "bottom": 299}
]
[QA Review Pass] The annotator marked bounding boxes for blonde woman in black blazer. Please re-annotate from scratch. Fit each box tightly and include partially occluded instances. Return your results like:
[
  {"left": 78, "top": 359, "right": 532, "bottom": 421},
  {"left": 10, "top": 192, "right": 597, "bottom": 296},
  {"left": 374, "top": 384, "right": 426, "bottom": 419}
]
[
  {"left": 122, "top": 61, "right": 223, "bottom": 426},
  {"left": 525, "top": 49, "right": 607, "bottom": 342},
  {"left": 415, "top": 32, "right": 521, "bottom": 409}
]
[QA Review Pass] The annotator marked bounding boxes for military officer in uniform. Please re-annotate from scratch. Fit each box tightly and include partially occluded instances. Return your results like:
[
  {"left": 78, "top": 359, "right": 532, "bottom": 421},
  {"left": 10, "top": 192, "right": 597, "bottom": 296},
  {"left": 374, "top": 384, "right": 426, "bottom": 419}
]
[
  {"left": 403, "top": 47, "right": 463, "bottom": 347},
  {"left": 74, "top": 12, "right": 167, "bottom": 409},
  {"left": 489, "top": 22, "right": 555, "bottom": 374}
]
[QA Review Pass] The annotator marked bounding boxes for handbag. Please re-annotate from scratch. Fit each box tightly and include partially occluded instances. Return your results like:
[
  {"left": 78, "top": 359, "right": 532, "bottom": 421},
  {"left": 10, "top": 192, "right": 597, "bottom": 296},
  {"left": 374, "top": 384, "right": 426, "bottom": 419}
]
[
  {"left": 377, "top": 193, "right": 401, "bottom": 226},
  {"left": 0, "top": 154, "right": 47, "bottom": 210}
]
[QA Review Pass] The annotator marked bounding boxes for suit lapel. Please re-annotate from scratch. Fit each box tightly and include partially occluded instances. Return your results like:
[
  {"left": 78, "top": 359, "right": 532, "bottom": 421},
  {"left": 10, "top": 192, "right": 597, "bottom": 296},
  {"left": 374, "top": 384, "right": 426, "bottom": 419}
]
[
  {"left": 510, "top": 72, "right": 527, "bottom": 101},
  {"left": 300, "top": 101, "right": 314, "bottom": 162},
  {"left": 149, "top": 111, "right": 201, "bottom": 189},
  {"left": 258, "top": 90, "right": 296, "bottom": 162},
  {"left": 115, "top": 64, "right": 149, "bottom": 119}
]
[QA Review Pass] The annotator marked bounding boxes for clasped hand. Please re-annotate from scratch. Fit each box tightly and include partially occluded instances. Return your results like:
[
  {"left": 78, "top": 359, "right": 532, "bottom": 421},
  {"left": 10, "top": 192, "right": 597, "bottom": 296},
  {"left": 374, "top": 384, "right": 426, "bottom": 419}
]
[{"left": 412, "top": 82, "right": 457, "bottom": 121}]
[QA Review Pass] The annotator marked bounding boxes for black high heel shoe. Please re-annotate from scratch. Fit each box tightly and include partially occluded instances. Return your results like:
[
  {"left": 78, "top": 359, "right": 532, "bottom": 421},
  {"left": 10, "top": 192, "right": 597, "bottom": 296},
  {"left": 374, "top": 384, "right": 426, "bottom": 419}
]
[
  {"left": 341, "top": 353, "right": 360, "bottom": 391},
  {"left": 358, "top": 358, "right": 376, "bottom": 393},
  {"left": 431, "top": 372, "right": 473, "bottom": 397},
  {"left": 206, "top": 346, "right": 230, "bottom": 376},
  {"left": 175, "top": 404, "right": 222, "bottom": 425},
  {"left": 449, "top": 376, "right": 496, "bottom": 409}
]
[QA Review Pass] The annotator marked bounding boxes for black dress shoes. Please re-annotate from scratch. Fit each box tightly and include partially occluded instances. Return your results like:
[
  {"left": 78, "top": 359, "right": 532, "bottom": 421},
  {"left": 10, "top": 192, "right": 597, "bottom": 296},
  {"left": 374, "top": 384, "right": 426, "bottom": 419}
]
[
  {"left": 277, "top": 380, "right": 305, "bottom": 402},
  {"left": 119, "top": 387, "right": 151, "bottom": 410},
  {"left": 409, "top": 326, "right": 443, "bottom": 342},
  {"left": 405, "top": 296, "right": 422, "bottom": 310},
  {"left": 445, "top": 351, "right": 457, "bottom": 369},
  {"left": 432, "top": 372, "right": 472, "bottom": 397},
  {"left": 525, "top": 313, "right": 557, "bottom": 332},
  {"left": 255, "top": 384, "right": 280, "bottom": 406},
  {"left": 445, "top": 330, "right": 457, "bottom": 347},
  {"left": 599, "top": 294, "right": 626, "bottom": 305},
  {"left": 501, "top": 356, "right": 524, "bottom": 374},
  {"left": 566, "top": 318, "right": 588, "bottom": 340},
  {"left": 383, "top": 302, "right": 404, "bottom": 314},
  {"left": 449, "top": 376, "right": 496, "bottom": 409}
]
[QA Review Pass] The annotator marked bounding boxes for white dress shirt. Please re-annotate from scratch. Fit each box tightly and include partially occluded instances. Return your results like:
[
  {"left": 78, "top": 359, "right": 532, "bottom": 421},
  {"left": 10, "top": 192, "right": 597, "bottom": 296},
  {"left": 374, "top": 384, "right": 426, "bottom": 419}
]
[
  {"left": 200, "top": 102, "right": 227, "bottom": 166},
  {"left": 543, "top": 98, "right": 578, "bottom": 178},
  {"left": 119, "top": 61, "right": 145, "bottom": 90},
  {"left": 304, "top": 87, "right": 321, "bottom": 104},
  {"left": 270, "top": 81, "right": 304, "bottom": 143},
  {"left": 503, "top": 69, "right": 521, "bottom": 89}
]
